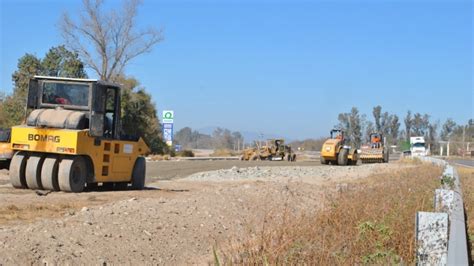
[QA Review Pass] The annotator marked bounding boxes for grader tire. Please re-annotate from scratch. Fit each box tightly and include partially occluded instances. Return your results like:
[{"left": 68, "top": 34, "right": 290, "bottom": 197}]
[
  {"left": 25, "top": 154, "right": 46, "bottom": 190},
  {"left": 131, "top": 157, "right": 146, "bottom": 190},
  {"left": 41, "top": 156, "right": 60, "bottom": 191},
  {"left": 10, "top": 152, "right": 28, "bottom": 189},
  {"left": 337, "top": 149, "right": 348, "bottom": 166},
  {"left": 58, "top": 156, "right": 86, "bottom": 192}
]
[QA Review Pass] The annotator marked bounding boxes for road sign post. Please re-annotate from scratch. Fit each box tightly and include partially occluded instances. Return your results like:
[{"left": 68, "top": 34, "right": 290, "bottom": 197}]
[{"left": 162, "top": 110, "right": 174, "bottom": 146}]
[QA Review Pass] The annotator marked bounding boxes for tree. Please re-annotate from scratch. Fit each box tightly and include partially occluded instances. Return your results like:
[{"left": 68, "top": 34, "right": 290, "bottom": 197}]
[
  {"left": 440, "top": 118, "right": 457, "bottom": 141},
  {"left": 337, "top": 112, "right": 350, "bottom": 132},
  {"left": 336, "top": 107, "right": 362, "bottom": 147},
  {"left": 12, "top": 54, "right": 43, "bottom": 100},
  {"left": 427, "top": 121, "right": 438, "bottom": 151},
  {"left": 372, "top": 105, "right": 382, "bottom": 132},
  {"left": 411, "top": 113, "right": 430, "bottom": 136},
  {"left": 41, "top": 45, "right": 87, "bottom": 78},
  {"left": 364, "top": 121, "right": 375, "bottom": 143},
  {"left": 118, "top": 76, "right": 166, "bottom": 153},
  {"left": 60, "top": 0, "right": 163, "bottom": 81},
  {"left": 1, "top": 47, "right": 86, "bottom": 128},
  {"left": 232, "top": 131, "right": 244, "bottom": 150},
  {"left": 175, "top": 127, "right": 193, "bottom": 148},
  {"left": 389, "top": 115, "right": 400, "bottom": 144},
  {"left": 404, "top": 111, "right": 413, "bottom": 140},
  {"left": 349, "top": 107, "right": 362, "bottom": 147},
  {"left": 380, "top": 112, "right": 392, "bottom": 137}
]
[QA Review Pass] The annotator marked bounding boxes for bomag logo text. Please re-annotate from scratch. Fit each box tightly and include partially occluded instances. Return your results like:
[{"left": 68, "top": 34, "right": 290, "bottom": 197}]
[{"left": 28, "top": 134, "right": 60, "bottom": 143}]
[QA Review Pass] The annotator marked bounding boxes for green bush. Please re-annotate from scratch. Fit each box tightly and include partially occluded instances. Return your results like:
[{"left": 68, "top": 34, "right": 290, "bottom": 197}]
[{"left": 399, "top": 140, "right": 410, "bottom": 151}]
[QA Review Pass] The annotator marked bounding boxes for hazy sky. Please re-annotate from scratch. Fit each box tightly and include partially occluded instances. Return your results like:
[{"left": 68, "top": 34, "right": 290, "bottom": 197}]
[{"left": 1, "top": 0, "right": 472, "bottom": 139}]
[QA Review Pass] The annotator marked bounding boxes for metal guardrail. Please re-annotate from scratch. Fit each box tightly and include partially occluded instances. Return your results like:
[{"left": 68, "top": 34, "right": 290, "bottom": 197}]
[{"left": 416, "top": 156, "right": 469, "bottom": 265}]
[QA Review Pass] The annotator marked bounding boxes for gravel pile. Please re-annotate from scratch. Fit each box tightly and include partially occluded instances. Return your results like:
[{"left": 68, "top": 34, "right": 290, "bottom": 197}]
[{"left": 184, "top": 165, "right": 370, "bottom": 182}]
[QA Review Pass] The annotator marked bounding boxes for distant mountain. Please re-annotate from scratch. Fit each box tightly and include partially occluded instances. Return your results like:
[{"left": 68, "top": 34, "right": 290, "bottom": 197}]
[{"left": 196, "top": 126, "right": 292, "bottom": 144}]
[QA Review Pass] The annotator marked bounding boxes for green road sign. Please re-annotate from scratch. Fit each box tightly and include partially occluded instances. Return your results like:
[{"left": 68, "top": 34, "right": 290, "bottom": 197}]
[{"left": 162, "top": 110, "right": 174, "bottom": 123}]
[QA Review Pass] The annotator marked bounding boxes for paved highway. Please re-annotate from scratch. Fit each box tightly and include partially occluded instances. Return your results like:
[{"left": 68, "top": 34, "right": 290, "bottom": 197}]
[{"left": 451, "top": 158, "right": 474, "bottom": 168}]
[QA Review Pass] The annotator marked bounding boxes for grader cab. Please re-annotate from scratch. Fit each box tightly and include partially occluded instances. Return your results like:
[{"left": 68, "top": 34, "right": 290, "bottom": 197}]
[{"left": 9, "top": 76, "right": 150, "bottom": 192}]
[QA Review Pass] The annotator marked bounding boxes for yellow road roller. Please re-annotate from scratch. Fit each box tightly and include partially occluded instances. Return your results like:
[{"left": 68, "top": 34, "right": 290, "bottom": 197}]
[
  {"left": 320, "top": 129, "right": 358, "bottom": 165},
  {"left": 9, "top": 76, "right": 150, "bottom": 192}
]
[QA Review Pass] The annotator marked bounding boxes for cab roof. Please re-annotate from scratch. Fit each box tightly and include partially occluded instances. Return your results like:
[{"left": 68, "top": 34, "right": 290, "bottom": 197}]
[{"left": 33, "top": 75, "right": 120, "bottom": 88}]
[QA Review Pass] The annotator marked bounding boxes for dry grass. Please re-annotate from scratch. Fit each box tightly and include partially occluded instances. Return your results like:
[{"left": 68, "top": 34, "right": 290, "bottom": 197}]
[
  {"left": 148, "top": 154, "right": 171, "bottom": 161},
  {"left": 458, "top": 166, "right": 474, "bottom": 261},
  {"left": 175, "top": 150, "right": 195, "bottom": 157},
  {"left": 211, "top": 149, "right": 238, "bottom": 157},
  {"left": 218, "top": 163, "right": 442, "bottom": 265}
]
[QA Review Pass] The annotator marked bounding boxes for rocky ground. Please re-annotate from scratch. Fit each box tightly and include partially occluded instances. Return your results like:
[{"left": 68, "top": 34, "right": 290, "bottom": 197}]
[{"left": 0, "top": 161, "right": 406, "bottom": 264}]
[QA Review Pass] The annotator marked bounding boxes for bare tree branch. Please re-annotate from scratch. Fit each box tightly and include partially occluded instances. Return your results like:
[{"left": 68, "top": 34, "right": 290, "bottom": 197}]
[{"left": 59, "top": 0, "right": 163, "bottom": 81}]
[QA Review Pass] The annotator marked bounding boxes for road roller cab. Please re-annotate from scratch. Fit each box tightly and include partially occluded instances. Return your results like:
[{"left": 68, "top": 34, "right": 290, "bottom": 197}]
[{"left": 9, "top": 76, "right": 150, "bottom": 192}]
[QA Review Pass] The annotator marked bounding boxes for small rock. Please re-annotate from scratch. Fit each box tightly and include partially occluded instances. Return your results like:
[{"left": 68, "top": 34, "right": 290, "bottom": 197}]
[
  {"left": 128, "top": 197, "right": 137, "bottom": 202},
  {"left": 81, "top": 207, "right": 89, "bottom": 212}
]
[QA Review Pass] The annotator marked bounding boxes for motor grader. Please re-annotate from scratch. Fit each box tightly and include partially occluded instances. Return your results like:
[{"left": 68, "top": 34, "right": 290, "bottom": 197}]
[
  {"left": 360, "top": 132, "right": 389, "bottom": 163},
  {"left": 9, "top": 76, "right": 150, "bottom": 192},
  {"left": 241, "top": 139, "right": 296, "bottom": 161},
  {"left": 320, "top": 129, "right": 358, "bottom": 165}
]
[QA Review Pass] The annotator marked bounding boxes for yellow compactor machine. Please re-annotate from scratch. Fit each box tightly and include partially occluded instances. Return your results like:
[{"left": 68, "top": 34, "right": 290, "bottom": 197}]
[
  {"left": 320, "top": 129, "right": 358, "bottom": 165},
  {"left": 9, "top": 76, "right": 150, "bottom": 192}
]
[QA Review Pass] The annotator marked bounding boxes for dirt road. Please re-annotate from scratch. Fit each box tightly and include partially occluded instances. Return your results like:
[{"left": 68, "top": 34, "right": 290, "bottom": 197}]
[{"left": 0, "top": 160, "right": 406, "bottom": 264}]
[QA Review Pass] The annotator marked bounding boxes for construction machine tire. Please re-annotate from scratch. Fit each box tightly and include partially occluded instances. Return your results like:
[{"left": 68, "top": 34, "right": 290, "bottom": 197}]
[
  {"left": 337, "top": 149, "right": 348, "bottom": 166},
  {"left": 383, "top": 150, "right": 389, "bottom": 163},
  {"left": 86, "top": 182, "right": 98, "bottom": 191},
  {"left": 250, "top": 154, "right": 259, "bottom": 161},
  {"left": 102, "top": 182, "right": 115, "bottom": 191},
  {"left": 25, "top": 154, "right": 46, "bottom": 190},
  {"left": 10, "top": 152, "right": 29, "bottom": 188},
  {"left": 115, "top": 182, "right": 129, "bottom": 190},
  {"left": 320, "top": 156, "right": 327, "bottom": 165},
  {"left": 41, "top": 156, "right": 60, "bottom": 191},
  {"left": 131, "top": 157, "right": 146, "bottom": 190},
  {"left": 58, "top": 156, "right": 87, "bottom": 192}
]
